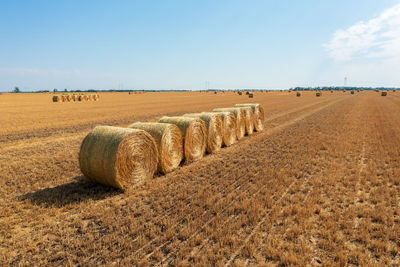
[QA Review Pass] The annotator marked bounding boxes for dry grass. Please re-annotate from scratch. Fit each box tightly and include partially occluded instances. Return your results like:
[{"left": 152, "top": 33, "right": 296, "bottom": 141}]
[{"left": 2, "top": 91, "right": 398, "bottom": 266}]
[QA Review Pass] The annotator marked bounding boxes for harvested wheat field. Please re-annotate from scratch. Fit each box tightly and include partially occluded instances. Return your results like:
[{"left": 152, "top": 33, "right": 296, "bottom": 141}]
[{"left": 1, "top": 91, "right": 400, "bottom": 266}]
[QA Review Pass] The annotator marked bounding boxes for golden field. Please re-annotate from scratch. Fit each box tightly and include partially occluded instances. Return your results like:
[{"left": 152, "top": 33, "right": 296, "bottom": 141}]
[{"left": 1, "top": 90, "right": 399, "bottom": 266}]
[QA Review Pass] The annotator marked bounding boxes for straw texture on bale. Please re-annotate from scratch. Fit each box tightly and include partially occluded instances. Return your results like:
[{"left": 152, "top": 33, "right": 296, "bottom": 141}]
[
  {"left": 52, "top": 95, "right": 61, "bottom": 102},
  {"left": 83, "top": 95, "right": 89, "bottom": 101},
  {"left": 234, "top": 103, "right": 265, "bottom": 132},
  {"left": 209, "top": 111, "right": 237, "bottom": 146},
  {"left": 158, "top": 116, "right": 206, "bottom": 162},
  {"left": 232, "top": 106, "right": 254, "bottom": 135},
  {"left": 129, "top": 122, "right": 183, "bottom": 174},
  {"left": 183, "top": 112, "right": 223, "bottom": 153},
  {"left": 61, "top": 95, "right": 68, "bottom": 102},
  {"left": 78, "top": 95, "right": 83, "bottom": 101},
  {"left": 72, "top": 94, "right": 77, "bottom": 101},
  {"left": 212, "top": 108, "right": 245, "bottom": 140},
  {"left": 79, "top": 126, "right": 158, "bottom": 189}
]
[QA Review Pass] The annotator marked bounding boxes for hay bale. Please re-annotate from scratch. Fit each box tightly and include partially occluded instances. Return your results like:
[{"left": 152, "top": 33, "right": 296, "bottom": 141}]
[
  {"left": 183, "top": 113, "right": 223, "bottom": 153},
  {"left": 381, "top": 91, "right": 387, "bottom": 96},
  {"left": 210, "top": 111, "right": 237, "bottom": 146},
  {"left": 71, "top": 94, "right": 77, "bottom": 101},
  {"left": 351, "top": 91, "right": 355, "bottom": 94},
  {"left": 233, "top": 106, "right": 254, "bottom": 135},
  {"left": 52, "top": 95, "right": 61, "bottom": 102},
  {"left": 93, "top": 94, "right": 98, "bottom": 101},
  {"left": 316, "top": 92, "right": 321, "bottom": 97},
  {"left": 61, "top": 95, "right": 68, "bottom": 102},
  {"left": 212, "top": 108, "right": 245, "bottom": 140},
  {"left": 296, "top": 92, "right": 301, "bottom": 97},
  {"left": 129, "top": 122, "right": 183, "bottom": 174},
  {"left": 79, "top": 126, "right": 158, "bottom": 189},
  {"left": 78, "top": 95, "right": 83, "bottom": 101},
  {"left": 158, "top": 116, "right": 206, "bottom": 162},
  {"left": 234, "top": 103, "right": 264, "bottom": 132},
  {"left": 83, "top": 95, "right": 89, "bottom": 101},
  {"left": 248, "top": 93, "right": 254, "bottom": 98}
]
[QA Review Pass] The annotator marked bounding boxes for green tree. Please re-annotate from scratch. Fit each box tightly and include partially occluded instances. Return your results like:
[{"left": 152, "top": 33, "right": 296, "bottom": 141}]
[{"left": 13, "top": 87, "right": 20, "bottom": 93}]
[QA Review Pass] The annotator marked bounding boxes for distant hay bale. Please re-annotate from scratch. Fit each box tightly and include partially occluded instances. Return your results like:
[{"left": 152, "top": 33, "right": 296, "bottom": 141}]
[
  {"left": 316, "top": 92, "right": 321, "bottom": 97},
  {"left": 88, "top": 94, "right": 93, "bottom": 101},
  {"left": 78, "top": 95, "right": 83, "bottom": 101},
  {"left": 183, "top": 112, "right": 223, "bottom": 153},
  {"left": 93, "top": 94, "right": 99, "bottom": 101},
  {"left": 232, "top": 106, "right": 254, "bottom": 135},
  {"left": 296, "top": 92, "right": 301, "bottom": 97},
  {"left": 393, "top": 90, "right": 396, "bottom": 92},
  {"left": 129, "top": 122, "right": 183, "bottom": 174},
  {"left": 234, "top": 103, "right": 264, "bottom": 132},
  {"left": 66, "top": 95, "right": 72, "bottom": 102},
  {"left": 79, "top": 126, "right": 158, "bottom": 189},
  {"left": 381, "top": 91, "right": 387, "bottom": 96},
  {"left": 238, "top": 91, "right": 243, "bottom": 95},
  {"left": 209, "top": 111, "right": 237, "bottom": 147},
  {"left": 61, "top": 95, "right": 68, "bottom": 102},
  {"left": 52, "top": 95, "right": 61, "bottom": 102},
  {"left": 71, "top": 94, "right": 77, "bottom": 101},
  {"left": 83, "top": 95, "right": 89, "bottom": 101},
  {"left": 158, "top": 116, "right": 206, "bottom": 162},
  {"left": 331, "top": 90, "right": 334, "bottom": 93},
  {"left": 212, "top": 108, "right": 245, "bottom": 140},
  {"left": 351, "top": 91, "right": 355, "bottom": 94},
  {"left": 248, "top": 93, "right": 254, "bottom": 98}
]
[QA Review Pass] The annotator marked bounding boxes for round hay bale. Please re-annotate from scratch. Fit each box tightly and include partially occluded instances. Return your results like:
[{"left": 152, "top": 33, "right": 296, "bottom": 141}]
[
  {"left": 235, "top": 106, "right": 254, "bottom": 135},
  {"left": 183, "top": 112, "right": 223, "bottom": 153},
  {"left": 78, "top": 95, "right": 83, "bottom": 101},
  {"left": 87, "top": 94, "right": 93, "bottom": 101},
  {"left": 66, "top": 95, "right": 72, "bottom": 102},
  {"left": 71, "top": 94, "right": 77, "bottom": 101},
  {"left": 79, "top": 126, "right": 158, "bottom": 190},
  {"left": 234, "top": 103, "right": 264, "bottom": 132},
  {"left": 209, "top": 111, "right": 237, "bottom": 147},
  {"left": 93, "top": 94, "right": 98, "bottom": 101},
  {"left": 83, "top": 95, "right": 89, "bottom": 101},
  {"left": 212, "top": 108, "right": 245, "bottom": 140},
  {"left": 296, "top": 92, "right": 301, "bottom": 97},
  {"left": 158, "top": 116, "right": 206, "bottom": 163},
  {"left": 61, "top": 95, "right": 68, "bottom": 102},
  {"left": 129, "top": 122, "right": 183, "bottom": 174},
  {"left": 381, "top": 91, "right": 387, "bottom": 96},
  {"left": 52, "top": 95, "right": 61, "bottom": 102}
]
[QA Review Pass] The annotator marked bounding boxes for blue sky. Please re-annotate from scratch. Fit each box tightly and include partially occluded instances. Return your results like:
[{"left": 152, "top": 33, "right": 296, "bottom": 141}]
[{"left": 0, "top": 0, "right": 399, "bottom": 91}]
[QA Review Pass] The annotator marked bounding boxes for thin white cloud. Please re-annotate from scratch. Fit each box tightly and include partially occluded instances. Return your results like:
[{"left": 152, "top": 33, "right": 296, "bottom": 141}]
[{"left": 325, "top": 3, "right": 400, "bottom": 61}]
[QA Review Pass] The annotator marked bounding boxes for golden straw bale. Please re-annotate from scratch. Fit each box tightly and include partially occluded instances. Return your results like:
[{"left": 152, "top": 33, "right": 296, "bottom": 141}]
[
  {"left": 79, "top": 126, "right": 158, "bottom": 189},
  {"left": 183, "top": 112, "right": 223, "bottom": 153},
  {"left": 71, "top": 94, "right": 77, "bottom": 101},
  {"left": 234, "top": 103, "right": 264, "bottom": 131},
  {"left": 231, "top": 106, "right": 254, "bottom": 135},
  {"left": 210, "top": 111, "right": 237, "bottom": 147},
  {"left": 83, "top": 95, "right": 89, "bottom": 101},
  {"left": 78, "top": 95, "right": 83, "bottom": 101},
  {"left": 52, "top": 95, "right": 61, "bottom": 102},
  {"left": 212, "top": 108, "right": 245, "bottom": 140},
  {"left": 129, "top": 122, "right": 183, "bottom": 174},
  {"left": 158, "top": 116, "right": 206, "bottom": 162}
]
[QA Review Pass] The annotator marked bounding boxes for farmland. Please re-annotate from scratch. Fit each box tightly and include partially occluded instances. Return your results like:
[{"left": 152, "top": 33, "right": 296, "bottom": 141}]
[{"left": 1, "top": 91, "right": 399, "bottom": 265}]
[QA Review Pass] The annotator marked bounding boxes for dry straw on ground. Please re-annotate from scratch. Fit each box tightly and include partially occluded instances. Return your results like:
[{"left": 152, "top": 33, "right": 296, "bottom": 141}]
[
  {"left": 129, "top": 122, "right": 183, "bottom": 174},
  {"left": 234, "top": 104, "right": 265, "bottom": 131},
  {"left": 183, "top": 112, "right": 223, "bottom": 153},
  {"left": 232, "top": 106, "right": 254, "bottom": 135},
  {"left": 79, "top": 126, "right": 158, "bottom": 190},
  {"left": 158, "top": 116, "right": 206, "bottom": 162},
  {"left": 213, "top": 107, "right": 246, "bottom": 140},
  {"left": 209, "top": 111, "right": 237, "bottom": 147}
]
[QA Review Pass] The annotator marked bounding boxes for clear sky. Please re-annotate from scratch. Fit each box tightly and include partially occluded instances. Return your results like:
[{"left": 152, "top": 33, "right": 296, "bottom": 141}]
[{"left": 1, "top": 0, "right": 399, "bottom": 91}]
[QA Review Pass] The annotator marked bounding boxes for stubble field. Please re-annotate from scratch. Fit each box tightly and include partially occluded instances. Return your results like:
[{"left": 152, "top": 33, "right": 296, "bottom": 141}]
[{"left": 1, "top": 91, "right": 399, "bottom": 266}]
